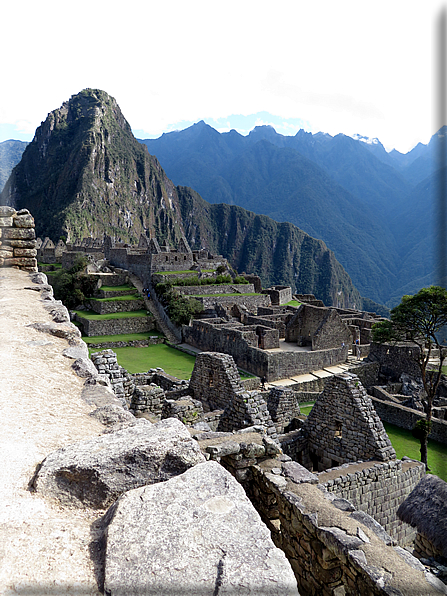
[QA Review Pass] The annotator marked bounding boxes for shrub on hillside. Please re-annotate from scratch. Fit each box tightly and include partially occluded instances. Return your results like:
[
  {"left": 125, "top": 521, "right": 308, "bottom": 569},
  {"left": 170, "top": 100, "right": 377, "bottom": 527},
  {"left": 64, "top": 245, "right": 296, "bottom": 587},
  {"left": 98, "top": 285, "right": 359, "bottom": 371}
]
[{"left": 50, "top": 256, "right": 97, "bottom": 309}]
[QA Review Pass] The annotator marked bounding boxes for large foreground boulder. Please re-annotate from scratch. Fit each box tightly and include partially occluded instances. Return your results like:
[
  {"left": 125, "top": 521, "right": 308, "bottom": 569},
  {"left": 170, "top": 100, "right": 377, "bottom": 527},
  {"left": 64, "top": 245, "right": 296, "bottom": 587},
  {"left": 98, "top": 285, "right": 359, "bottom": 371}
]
[
  {"left": 32, "top": 418, "right": 205, "bottom": 509},
  {"left": 103, "top": 460, "right": 299, "bottom": 596}
]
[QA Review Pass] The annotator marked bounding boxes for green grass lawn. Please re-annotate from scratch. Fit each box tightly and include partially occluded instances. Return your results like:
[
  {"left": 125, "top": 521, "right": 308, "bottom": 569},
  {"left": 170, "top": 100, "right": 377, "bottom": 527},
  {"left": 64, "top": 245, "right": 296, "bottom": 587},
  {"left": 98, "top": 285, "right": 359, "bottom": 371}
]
[
  {"left": 89, "top": 343, "right": 255, "bottom": 383},
  {"left": 190, "top": 292, "right": 260, "bottom": 298},
  {"left": 91, "top": 344, "right": 197, "bottom": 378},
  {"left": 74, "top": 309, "right": 150, "bottom": 321},
  {"left": 300, "top": 402, "right": 315, "bottom": 416},
  {"left": 99, "top": 284, "right": 137, "bottom": 292},
  {"left": 89, "top": 294, "right": 140, "bottom": 302},
  {"left": 83, "top": 331, "right": 164, "bottom": 344},
  {"left": 286, "top": 300, "right": 302, "bottom": 307},
  {"left": 383, "top": 422, "right": 447, "bottom": 481}
]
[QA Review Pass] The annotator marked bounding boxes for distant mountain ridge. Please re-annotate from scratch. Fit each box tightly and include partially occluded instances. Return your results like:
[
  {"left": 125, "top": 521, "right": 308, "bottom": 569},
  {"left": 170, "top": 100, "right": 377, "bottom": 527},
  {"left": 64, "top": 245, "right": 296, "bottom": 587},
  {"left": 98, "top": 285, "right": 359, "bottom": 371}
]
[
  {"left": 140, "top": 122, "right": 443, "bottom": 306},
  {"left": 0, "top": 140, "right": 28, "bottom": 192},
  {"left": 0, "top": 89, "right": 381, "bottom": 313}
]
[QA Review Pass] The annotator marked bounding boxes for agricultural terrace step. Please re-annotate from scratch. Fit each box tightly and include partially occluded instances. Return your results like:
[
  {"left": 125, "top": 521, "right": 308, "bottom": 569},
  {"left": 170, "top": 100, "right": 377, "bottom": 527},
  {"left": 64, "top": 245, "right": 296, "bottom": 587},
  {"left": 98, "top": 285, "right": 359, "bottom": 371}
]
[
  {"left": 88, "top": 296, "right": 145, "bottom": 314},
  {"left": 174, "top": 284, "right": 255, "bottom": 296},
  {"left": 95, "top": 285, "right": 139, "bottom": 298},
  {"left": 74, "top": 310, "right": 156, "bottom": 337},
  {"left": 88, "top": 272, "right": 129, "bottom": 286}
]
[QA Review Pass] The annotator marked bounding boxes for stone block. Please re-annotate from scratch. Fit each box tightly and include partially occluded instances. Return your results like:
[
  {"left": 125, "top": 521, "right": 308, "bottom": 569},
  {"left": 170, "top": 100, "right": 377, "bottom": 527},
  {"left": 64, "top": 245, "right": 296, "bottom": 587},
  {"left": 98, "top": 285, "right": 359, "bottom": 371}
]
[
  {"left": 3, "top": 227, "right": 35, "bottom": 240},
  {"left": 5, "top": 257, "right": 37, "bottom": 268},
  {"left": 0, "top": 217, "right": 13, "bottom": 227},
  {"left": 0, "top": 206, "right": 15, "bottom": 217},
  {"left": 103, "top": 461, "right": 299, "bottom": 595},
  {"left": 13, "top": 248, "right": 37, "bottom": 257},
  {"left": 8, "top": 239, "right": 36, "bottom": 248},
  {"left": 13, "top": 212, "right": 34, "bottom": 228},
  {"left": 32, "top": 418, "right": 205, "bottom": 509}
]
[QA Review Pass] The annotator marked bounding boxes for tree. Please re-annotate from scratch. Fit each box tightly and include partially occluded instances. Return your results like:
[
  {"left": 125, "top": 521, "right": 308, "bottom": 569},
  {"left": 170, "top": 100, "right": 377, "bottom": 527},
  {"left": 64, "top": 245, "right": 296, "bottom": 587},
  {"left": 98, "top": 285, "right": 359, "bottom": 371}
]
[
  {"left": 372, "top": 286, "right": 447, "bottom": 470},
  {"left": 51, "top": 256, "right": 97, "bottom": 309}
]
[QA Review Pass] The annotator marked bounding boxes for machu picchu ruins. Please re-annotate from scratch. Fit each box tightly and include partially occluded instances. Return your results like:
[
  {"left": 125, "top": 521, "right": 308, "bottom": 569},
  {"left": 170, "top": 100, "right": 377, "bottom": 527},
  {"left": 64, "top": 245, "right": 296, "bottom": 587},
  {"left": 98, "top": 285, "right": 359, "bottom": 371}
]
[{"left": 2, "top": 205, "right": 447, "bottom": 595}]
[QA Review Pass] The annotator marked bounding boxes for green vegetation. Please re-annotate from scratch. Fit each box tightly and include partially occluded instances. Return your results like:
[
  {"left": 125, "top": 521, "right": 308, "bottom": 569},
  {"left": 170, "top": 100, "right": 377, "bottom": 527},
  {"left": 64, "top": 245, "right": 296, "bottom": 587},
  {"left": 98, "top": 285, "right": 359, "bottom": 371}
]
[
  {"left": 94, "top": 344, "right": 197, "bottom": 378},
  {"left": 99, "top": 284, "right": 138, "bottom": 292},
  {"left": 190, "top": 293, "right": 259, "bottom": 298},
  {"left": 170, "top": 275, "right": 248, "bottom": 287},
  {"left": 383, "top": 422, "right": 447, "bottom": 482},
  {"left": 89, "top": 294, "right": 140, "bottom": 302},
  {"left": 74, "top": 309, "right": 149, "bottom": 321},
  {"left": 49, "top": 256, "right": 97, "bottom": 309},
  {"left": 285, "top": 300, "right": 302, "bottom": 307},
  {"left": 155, "top": 282, "right": 204, "bottom": 325},
  {"left": 300, "top": 402, "right": 315, "bottom": 416},
  {"left": 168, "top": 295, "right": 204, "bottom": 326},
  {"left": 83, "top": 331, "right": 164, "bottom": 344},
  {"left": 373, "top": 286, "right": 447, "bottom": 469},
  {"left": 155, "top": 270, "right": 199, "bottom": 275}
]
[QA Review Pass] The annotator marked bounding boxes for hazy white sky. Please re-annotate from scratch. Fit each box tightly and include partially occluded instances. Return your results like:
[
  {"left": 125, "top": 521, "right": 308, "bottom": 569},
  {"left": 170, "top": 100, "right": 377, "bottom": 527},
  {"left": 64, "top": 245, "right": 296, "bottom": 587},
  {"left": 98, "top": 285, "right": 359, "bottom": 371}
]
[{"left": 0, "top": 0, "right": 445, "bottom": 153}]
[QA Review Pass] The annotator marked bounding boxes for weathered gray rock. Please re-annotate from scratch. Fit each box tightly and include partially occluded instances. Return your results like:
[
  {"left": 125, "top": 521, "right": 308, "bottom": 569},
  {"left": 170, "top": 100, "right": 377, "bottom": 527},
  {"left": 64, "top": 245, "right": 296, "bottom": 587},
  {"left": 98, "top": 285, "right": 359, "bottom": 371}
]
[
  {"left": 282, "top": 461, "right": 318, "bottom": 484},
  {"left": 32, "top": 418, "right": 206, "bottom": 509},
  {"left": 29, "top": 272, "right": 48, "bottom": 285},
  {"left": 349, "top": 510, "right": 395, "bottom": 546},
  {"left": 27, "top": 321, "right": 81, "bottom": 341},
  {"left": 89, "top": 404, "right": 136, "bottom": 427},
  {"left": 0, "top": 205, "right": 15, "bottom": 217},
  {"left": 43, "top": 301, "right": 71, "bottom": 323},
  {"left": 71, "top": 357, "right": 98, "bottom": 378},
  {"left": 104, "top": 461, "right": 299, "bottom": 596},
  {"left": 63, "top": 343, "right": 89, "bottom": 361}
]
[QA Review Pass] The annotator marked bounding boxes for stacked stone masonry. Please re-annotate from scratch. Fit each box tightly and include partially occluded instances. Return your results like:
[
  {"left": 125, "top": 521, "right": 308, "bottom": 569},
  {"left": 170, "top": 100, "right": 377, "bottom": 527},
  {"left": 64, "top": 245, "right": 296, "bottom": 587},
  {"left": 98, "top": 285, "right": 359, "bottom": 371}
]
[
  {"left": 87, "top": 297, "right": 145, "bottom": 315},
  {"left": 371, "top": 395, "right": 447, "bottom": 445},
  {"left": 0, "top": 207, "right": 37, "bottom": 271},
  {"left": 75, "top": 314, "right": 155, "bottom": 337},
  {"left": 318, "top": 459, "right": 425, "bottom": 545},
  {"left": 247, "top": 462, "right": 440, "bottom": 596},
  {"left": 267, "top": 386, "right": 301, "bottom": 434},
  {"left": 297, "top": 373, "right": 396, "bottom": 472},
  {"left": 196, "top": 431, "right": 440, "bottom": 596}
]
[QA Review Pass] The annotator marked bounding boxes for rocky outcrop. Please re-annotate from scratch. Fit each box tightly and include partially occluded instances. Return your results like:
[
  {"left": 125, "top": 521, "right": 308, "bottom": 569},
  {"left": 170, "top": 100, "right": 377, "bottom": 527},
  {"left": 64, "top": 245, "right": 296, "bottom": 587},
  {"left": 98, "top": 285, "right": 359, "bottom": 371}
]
[
  {"left": 31, "top": 418, "right": 205, "bottom": 509},
  {"left": 103, "top": 460, "right": 299, "bottom": 596}
]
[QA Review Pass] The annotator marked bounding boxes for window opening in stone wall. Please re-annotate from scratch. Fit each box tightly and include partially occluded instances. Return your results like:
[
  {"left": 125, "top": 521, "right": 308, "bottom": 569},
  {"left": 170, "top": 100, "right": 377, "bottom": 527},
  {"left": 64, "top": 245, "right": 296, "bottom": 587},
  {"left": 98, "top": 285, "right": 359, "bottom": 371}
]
[
  {"left": 334, "top": 420, "right": 343, "bottom": 438},
  {"left": 209, "top": 372, "right": 214, "bottom": 387}
]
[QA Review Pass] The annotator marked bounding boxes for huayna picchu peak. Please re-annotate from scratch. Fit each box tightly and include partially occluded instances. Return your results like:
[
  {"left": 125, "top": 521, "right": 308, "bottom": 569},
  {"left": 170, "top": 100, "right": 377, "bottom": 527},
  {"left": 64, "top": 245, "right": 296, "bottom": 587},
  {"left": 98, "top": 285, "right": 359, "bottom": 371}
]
[{"left": 0, "top": 88, "right": 385, "bottom": 313}]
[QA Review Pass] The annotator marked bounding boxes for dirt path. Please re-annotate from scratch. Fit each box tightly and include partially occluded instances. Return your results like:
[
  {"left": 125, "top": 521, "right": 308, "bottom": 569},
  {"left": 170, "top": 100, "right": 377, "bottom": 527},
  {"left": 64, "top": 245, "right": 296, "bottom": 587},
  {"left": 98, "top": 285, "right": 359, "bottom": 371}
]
[{"left": 0, "top": 269, "right": 106, "bottom": 595}]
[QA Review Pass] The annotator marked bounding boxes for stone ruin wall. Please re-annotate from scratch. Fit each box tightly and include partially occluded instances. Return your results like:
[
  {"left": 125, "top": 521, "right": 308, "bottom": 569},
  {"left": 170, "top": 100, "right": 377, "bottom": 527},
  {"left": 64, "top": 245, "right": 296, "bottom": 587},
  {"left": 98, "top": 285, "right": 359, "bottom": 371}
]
[
  {"left": 368, "top": 342, "right": 422, "bottom": 380},
  {"left": 262, "top": 285, "right": 293, "bottom": 305},
  {"left": 302, "top": 373, "right": 396, "bottom": 472},
  {"left": 318, "top": 459, "right": 425, "bottom": 545},
  {"left": 371, "top": 395, "right": 447, "bottom": 445},
  {"left": 183, "top": 319, "right": 349, "bottom": 381},
  {"left": 172, "top": 283, "right": 255, "bottom": 295},
  {"left": 0, "top": 207, "right": 37, "bottom": 271},
  {"left": 245, "top": 461, "right": 435, "bottom": 596},
  {"left": 200, "top": 435, "right": 436, "bottom": 595}
]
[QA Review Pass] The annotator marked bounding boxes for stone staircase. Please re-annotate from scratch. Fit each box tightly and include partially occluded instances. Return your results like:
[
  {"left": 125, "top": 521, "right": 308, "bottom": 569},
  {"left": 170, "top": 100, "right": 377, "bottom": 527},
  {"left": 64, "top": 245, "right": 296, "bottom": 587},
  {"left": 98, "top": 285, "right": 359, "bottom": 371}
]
[{"left": 128, "top": 272, "right": 181, "bottom": 345}]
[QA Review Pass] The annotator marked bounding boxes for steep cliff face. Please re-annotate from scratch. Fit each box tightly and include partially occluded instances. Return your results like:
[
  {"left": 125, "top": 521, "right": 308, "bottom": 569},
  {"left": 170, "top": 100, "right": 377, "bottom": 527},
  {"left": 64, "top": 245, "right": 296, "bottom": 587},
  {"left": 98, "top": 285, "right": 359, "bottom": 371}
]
[
  {"left": 178, "top": 187, "right": 363, "bottom": 308},
  {"left": 1, "top": 89, "right": 184, "bottom": 245},
  {"left": 1, "top": 89, "right": 374, "bottom": 310}
]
